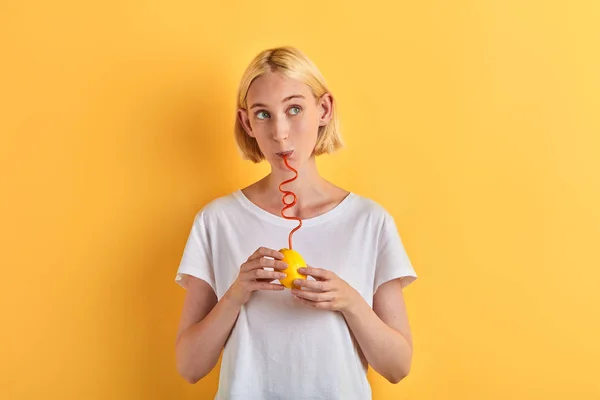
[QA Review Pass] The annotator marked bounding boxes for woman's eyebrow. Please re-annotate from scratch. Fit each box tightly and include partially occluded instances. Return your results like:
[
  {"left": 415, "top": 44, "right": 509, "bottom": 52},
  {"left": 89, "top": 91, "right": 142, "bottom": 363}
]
[
  {"left": 249, "top": 94, "right": 305, "bottom": 109},
  {"left": 282, "top": 94, "right": 305, "bottom": 102}
]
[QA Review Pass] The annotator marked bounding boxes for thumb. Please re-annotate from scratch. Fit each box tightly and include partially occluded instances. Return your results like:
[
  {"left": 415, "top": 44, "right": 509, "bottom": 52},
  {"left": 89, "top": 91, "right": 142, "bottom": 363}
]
[{"left": 302, "top": 264, "right": 326, "bottom": 281}]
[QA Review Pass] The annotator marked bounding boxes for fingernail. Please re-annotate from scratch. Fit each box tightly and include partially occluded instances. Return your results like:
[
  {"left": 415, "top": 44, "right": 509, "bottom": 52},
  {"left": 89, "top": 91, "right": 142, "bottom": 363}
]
[
  {"left": 278, "top": 273, "right": 287, "bottom": 278},
  {"left": 293, "top": 279, "right": 301, "bottom": 286}
]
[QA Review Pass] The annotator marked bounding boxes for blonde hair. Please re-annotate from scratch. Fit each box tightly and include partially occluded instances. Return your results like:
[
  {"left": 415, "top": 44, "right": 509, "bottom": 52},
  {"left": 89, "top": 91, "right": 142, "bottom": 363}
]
[{"left": 234, "top": 46, "right": 344, "bottom": 163}]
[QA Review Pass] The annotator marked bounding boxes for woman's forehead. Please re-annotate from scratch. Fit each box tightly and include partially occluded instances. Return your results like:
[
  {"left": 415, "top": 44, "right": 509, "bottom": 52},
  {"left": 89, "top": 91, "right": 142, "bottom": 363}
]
[{"left": 247, "top": 72, "right": 312, "bottom": 104}]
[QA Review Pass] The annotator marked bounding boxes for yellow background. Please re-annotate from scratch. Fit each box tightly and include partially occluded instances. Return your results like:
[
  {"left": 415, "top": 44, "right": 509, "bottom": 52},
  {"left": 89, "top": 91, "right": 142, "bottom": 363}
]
[{"left": 1, "top": 1, "right": 599, "bottom": 399}]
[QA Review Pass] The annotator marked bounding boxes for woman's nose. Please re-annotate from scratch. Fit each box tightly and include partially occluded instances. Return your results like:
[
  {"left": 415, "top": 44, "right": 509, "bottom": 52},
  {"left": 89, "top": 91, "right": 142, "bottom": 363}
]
[{"left": 271, "top": 116, "right": 289, "bottom": 141}]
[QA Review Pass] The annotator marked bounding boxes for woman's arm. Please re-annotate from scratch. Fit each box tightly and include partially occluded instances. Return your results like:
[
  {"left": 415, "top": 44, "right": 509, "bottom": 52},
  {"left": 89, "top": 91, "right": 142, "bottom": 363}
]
[
  {"left": 175, "top": 247, "right": 288, "bottom": 383},
  {"left": 341, "top": 278, "right": 413, "bottom": 384},
  {"left": 175, "top": 277, "right": 243, "bottom": 384},
  {"left": 291, "top": 268, "right": 413, "bottom": 384}
]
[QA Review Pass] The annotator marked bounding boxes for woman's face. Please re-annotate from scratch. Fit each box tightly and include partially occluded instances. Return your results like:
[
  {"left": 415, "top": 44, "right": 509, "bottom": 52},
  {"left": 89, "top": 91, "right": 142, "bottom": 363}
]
[{"left": 238, "top": 72, "right": 332, "bottom": 170}]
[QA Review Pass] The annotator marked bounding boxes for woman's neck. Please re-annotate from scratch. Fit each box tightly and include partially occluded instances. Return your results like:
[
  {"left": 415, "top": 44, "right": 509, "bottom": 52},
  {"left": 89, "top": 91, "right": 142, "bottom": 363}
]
[
  {"left": 241, "top": 156, "right": 349, "bottom": 220},
  {"left": 249, "top": 157, "right": 333, "bottom": 212},
  {"left": 271, "top": 156, "right": 324, "bottom": 195}
]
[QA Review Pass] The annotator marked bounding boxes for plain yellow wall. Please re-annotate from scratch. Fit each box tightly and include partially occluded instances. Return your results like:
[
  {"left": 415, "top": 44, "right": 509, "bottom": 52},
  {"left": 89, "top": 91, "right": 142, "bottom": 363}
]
[{"left": 1, "top": 1, "right": 599, "bottom": 399}]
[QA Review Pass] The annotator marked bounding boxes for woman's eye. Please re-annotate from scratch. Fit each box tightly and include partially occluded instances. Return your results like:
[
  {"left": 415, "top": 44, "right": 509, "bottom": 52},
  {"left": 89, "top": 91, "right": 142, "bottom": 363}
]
[
  {"left": 256, "top": 111, "right": 270, "bottom": 120},
  {"left": 289, "top": 106, "right": 301, "bottom": 115}
]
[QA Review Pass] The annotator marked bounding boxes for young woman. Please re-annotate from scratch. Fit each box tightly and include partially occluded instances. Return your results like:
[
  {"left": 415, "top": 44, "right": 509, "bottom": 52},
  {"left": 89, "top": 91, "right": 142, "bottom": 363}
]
[{"left": 174, "top": 46, "right": 417, "bottom": 399}]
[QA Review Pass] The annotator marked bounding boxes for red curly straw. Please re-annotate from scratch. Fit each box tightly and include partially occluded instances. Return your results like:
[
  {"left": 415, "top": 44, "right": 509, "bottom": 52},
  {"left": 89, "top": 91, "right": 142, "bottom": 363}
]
[{"left": 278, "top": 154, "right": 302, "bottom": 249}]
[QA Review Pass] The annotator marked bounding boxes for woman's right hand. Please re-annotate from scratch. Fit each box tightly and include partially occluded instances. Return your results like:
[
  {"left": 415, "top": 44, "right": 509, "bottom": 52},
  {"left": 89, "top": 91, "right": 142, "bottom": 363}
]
[{"left": 225, "top": 247, "right": 288, "bottom": 307}]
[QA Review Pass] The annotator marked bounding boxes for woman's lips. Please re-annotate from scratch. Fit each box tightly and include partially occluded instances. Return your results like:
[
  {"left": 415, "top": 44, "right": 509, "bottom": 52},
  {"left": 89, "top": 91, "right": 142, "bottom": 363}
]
[{"left": 276, "top": 150, "right": 294, "bottom": 158}]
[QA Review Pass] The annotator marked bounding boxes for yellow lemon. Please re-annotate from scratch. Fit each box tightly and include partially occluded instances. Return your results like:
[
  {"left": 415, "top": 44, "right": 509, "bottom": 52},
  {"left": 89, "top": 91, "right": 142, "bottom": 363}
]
[{"left": 277, "top": 248, "right": 307, "bottom": 289}]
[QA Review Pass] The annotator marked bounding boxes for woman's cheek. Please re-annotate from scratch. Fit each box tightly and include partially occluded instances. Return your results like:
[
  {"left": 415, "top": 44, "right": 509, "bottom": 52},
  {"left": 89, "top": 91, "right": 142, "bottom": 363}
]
[{"left": 293, "top": 117, "right": 318, "bottom": 142}]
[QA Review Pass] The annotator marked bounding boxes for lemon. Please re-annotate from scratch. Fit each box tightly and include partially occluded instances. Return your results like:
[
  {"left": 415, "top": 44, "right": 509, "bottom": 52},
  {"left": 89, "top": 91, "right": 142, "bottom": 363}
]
[{"left": 277, "top": 248, "right": 307, "bottom": 289}]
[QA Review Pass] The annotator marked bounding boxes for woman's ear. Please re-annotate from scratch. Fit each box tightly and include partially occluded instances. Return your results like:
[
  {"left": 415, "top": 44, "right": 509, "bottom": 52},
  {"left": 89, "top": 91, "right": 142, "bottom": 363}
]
[
  {"left": 317, "top": 93, "right": 334, "bottom": 126},
  {"left": 237, "top": 108, "right": 254, "bottom": 137}
]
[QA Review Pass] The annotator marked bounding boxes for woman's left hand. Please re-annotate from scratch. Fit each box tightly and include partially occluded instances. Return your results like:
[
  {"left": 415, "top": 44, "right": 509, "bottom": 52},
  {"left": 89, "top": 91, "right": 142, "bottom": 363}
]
[{"left": 291, "top": 266, "right": 363, "bottom": 313}]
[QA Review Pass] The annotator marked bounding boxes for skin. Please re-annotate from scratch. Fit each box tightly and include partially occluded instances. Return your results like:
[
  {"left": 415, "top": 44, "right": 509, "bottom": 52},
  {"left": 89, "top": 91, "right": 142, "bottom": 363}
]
[{"left": 175, "top": 72, "right": 414, "bottom": 385}]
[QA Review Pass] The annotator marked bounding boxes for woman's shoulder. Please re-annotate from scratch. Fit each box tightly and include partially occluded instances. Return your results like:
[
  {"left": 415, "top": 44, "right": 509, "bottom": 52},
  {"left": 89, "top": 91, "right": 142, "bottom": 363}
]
[
  {"left": 191, "top": 190, "right": 243, "bottom": 220},
  {"left": 347, "top": 191, "right": 394, "bottom": 220},
  {"left": 325, "top": 182, "right": 390, "bottom": 217}
]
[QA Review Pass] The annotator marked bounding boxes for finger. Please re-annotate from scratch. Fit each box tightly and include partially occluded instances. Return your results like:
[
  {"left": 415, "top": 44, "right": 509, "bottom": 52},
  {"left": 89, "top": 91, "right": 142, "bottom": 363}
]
[
  {"left": 242, "top": 257, "right": 287, "bottom": 272},
  {"left": 291, "top": 288, "right": 335, "bottom": 302},
  {"left": 256, "top": 278, "right": 279, "bottom": 283},
  {"left": 252, "top": 269, "right": 287, "bottom": 280},
  {"left": 247, "top": 247, "right": 284, "bottom": 262},
  {"left": 253, "top": 282, "right": 285, "bottom": 291},
  {"left": 293, "top": 279, "right": 329, "bottom": 292},
  {"left": 293, "top": 295, "right": 333, "bottom": 310},
  {"left": 298, "top": 266, "right": 333, "bottom": 280},
  {"left": 295, "top": 285, "right": 322, "bottom": 293}
]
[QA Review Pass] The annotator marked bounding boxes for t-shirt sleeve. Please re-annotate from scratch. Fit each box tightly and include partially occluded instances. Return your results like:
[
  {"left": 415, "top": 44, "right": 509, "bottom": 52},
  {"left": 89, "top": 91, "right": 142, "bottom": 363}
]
[
  {"left": 174, "top": 210, "right": 216, "bottom": 294},
  {"left": 373, "top": 211, "right": 417, "bottom": 294}
]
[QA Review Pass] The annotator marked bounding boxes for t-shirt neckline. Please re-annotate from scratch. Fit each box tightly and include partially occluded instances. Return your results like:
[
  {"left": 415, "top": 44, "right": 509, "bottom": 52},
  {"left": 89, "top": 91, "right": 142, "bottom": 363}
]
[{"left": 233, "top": 189, "right": 357, "bottom": 227}]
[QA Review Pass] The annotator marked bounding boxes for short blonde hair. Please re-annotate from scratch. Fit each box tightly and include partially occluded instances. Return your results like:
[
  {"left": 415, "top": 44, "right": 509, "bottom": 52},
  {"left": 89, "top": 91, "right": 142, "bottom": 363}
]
[{"left": 234, "top": 46, "right": 344, "bottom": 163}]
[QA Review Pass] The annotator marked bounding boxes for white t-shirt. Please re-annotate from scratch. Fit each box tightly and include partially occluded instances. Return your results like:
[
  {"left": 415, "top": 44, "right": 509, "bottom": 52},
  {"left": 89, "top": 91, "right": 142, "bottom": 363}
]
[{"left": 175, "top": 189, "right": 417, "bottom": 400}]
